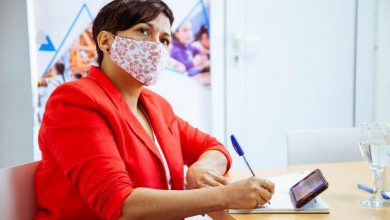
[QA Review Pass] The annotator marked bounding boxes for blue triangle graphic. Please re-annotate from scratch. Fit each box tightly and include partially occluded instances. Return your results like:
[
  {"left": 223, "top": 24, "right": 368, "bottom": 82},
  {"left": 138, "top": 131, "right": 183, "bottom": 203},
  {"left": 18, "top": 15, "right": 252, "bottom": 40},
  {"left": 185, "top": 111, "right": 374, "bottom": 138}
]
[{"left": 39, "top": 35, "right": 56, "bottom": 52}]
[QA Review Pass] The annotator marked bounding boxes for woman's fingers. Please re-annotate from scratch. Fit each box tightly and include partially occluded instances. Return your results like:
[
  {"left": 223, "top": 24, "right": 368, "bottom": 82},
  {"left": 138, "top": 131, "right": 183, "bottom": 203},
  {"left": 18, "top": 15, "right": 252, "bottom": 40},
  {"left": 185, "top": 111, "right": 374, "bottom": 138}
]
[
  {"left": 254, "top": 189, "right": 265, "bottom": 207},
  {"left": 186, "top": 165, "right": 229, "bottom": 189},
  {"left": 196, "top": 170, "right": 229, "bottom": 188},
  {"left": 202, "top": 180, "right": 222, "bottom": 187},
  {"left": 260, "top": 178, "right": 275, "bottom": 194},
  {"left": 203, "top": 176, "right": 226, "bottom": 187},
  {"left": 256, "top": 186, "right": 273, "bottom": 202},
  {"left": 251, "top": 178, "right": 274, "bottom": 206},
  {"left": 208, "top": 170, "right": 229, "bottom": 185}
]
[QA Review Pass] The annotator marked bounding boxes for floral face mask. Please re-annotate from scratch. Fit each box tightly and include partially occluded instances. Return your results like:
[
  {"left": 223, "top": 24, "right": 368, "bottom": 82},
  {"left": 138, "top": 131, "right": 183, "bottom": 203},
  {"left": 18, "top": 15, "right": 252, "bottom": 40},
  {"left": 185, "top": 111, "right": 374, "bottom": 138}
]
[{"left": 110, "top": 35, "right": 168, "bottom": 86}]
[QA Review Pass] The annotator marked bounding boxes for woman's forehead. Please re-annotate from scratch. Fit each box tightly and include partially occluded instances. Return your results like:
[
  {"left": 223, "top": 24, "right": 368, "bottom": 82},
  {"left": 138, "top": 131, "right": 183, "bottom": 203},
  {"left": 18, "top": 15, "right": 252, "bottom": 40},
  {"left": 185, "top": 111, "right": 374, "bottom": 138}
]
[{"left": 148, "top": 13, "right": 171, "bottom": 30}]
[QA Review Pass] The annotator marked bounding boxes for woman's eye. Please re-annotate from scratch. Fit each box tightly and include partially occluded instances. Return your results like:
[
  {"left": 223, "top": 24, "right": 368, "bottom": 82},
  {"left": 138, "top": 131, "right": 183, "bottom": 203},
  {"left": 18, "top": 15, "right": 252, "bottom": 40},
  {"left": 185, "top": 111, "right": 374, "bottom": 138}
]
[
  {"left": 160, "top": 39, "right": 170, "bottom": 46},
  {"left": 139, "top": 28, "right": 149, "bottom": 35}
]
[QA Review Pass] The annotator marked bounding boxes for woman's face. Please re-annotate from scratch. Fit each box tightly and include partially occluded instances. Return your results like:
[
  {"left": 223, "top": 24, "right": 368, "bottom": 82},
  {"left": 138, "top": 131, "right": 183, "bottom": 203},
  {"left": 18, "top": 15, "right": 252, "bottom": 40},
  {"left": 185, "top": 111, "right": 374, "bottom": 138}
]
[
  {"left": 174, "top": 22, "right": 193, "bottom": 45},
  {"left": 116, "top": 13, "right": 172, "bottom": 47}
]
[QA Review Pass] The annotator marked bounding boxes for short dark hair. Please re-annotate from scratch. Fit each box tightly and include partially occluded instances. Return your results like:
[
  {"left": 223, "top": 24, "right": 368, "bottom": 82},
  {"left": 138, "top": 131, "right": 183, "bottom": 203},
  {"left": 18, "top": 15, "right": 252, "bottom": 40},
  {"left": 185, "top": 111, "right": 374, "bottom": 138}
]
[
  {"left": 54, "top": 62, "right": 65, "bottom": 75},
  {"left": 195, "top": 25, "right": 209, "bottom": 41},
  {"left": 92, "top": 0, "right": 174, "bottom": 66},
  {"left": 73, "top": 73, "right": 82, "bottom": 79}
]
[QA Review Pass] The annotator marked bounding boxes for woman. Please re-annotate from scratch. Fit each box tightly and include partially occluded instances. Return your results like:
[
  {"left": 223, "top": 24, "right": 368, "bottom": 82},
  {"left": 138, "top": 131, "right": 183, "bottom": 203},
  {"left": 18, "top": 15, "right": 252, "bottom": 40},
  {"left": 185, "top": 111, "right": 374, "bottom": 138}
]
[{"left": 34, "top": 1, "right": 274, "bottom": 219}]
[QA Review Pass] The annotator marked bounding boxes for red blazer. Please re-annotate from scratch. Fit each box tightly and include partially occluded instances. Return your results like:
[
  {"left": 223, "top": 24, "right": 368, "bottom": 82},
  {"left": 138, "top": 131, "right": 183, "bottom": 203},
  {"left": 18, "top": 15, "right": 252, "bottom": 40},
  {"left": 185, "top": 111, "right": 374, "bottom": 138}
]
[{"left": 35, "top": 66, "right": 232, "bottom": 220}]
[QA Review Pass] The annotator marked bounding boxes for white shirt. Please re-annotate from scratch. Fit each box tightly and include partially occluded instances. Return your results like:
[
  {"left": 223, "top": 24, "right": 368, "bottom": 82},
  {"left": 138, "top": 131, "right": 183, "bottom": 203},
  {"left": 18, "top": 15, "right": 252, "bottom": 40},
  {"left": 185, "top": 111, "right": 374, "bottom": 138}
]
[
  {"left": 153, "top": 132, "right": 172, "bottom": 189},
  {"left": 140, "top": 104, "right": 171, "bottom": 189}
]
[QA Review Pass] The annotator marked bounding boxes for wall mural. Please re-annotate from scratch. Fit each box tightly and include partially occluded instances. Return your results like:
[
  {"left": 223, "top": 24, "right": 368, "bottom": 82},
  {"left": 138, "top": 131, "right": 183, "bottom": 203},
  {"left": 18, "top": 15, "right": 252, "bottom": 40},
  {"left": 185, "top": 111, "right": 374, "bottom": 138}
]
[{"left": 31, "top": 0, "right": 211, "bottom": 160}]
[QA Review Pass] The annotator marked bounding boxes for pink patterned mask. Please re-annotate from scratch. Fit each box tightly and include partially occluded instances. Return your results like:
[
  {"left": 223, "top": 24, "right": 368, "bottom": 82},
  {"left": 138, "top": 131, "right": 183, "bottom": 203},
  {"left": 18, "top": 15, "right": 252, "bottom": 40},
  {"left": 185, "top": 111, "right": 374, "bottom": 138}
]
[{"left": 110, "top": 35, "right": 168, "bottom": 86}]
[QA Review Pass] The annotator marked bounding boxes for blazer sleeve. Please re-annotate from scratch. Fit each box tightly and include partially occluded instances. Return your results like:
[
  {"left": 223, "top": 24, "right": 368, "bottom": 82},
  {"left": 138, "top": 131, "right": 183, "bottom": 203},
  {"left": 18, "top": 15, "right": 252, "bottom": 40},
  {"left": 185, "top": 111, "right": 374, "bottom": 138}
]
[
  {"left": 176, "top": 116, "right": 232, "bottom": 173},
  {"left": 40, "top": 84, "right": 132, "bottom": 220}
]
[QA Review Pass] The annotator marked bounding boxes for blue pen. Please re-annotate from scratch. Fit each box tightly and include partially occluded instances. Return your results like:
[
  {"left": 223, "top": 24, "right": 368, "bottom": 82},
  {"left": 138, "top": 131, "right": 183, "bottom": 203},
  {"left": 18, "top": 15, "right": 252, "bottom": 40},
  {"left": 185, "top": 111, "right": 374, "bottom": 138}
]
[
  {"left": 230, "top": 135, "right": 271, "bottom": 205},
  {"left": 357, "top": 183, "right": 390, "bottom": 200},
  {"left": 230, "top": 135, "right": 256, "bottom": 176}
]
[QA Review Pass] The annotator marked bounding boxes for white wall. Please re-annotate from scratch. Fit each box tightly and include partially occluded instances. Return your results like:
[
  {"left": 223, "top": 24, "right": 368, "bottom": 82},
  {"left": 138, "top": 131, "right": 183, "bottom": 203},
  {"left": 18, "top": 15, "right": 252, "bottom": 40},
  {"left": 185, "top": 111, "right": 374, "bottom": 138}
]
[
  {"left": 225, "top": 0, "right": 357, "bottom": 169},
  {"left": 218, "top": 0, "right": 390, "bottom": 169},
  {"left": 150, "top": 70, "right": 212, "bottom": 134},
  {"left": 374, "top": 0, "right": 390, "bottom": 122},
  {"left": 0, "top": 0, "right": 34, "bottom": 168},
  {"left": 210, "top": 0, "right": 227, "bottom": 143},
  {"left": 355, "top": 0, "right": 390, "bottom": 125},
  {"left": 355, "top": 0, "right": 376, "bottom": 125}
]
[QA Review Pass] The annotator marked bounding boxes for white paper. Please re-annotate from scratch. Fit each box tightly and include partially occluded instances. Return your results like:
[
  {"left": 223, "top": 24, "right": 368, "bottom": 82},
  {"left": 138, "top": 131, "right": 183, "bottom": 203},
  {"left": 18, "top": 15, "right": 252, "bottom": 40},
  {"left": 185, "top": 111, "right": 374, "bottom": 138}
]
[{"left": 229, "top": 171, "right": 330, "bottom": 214}]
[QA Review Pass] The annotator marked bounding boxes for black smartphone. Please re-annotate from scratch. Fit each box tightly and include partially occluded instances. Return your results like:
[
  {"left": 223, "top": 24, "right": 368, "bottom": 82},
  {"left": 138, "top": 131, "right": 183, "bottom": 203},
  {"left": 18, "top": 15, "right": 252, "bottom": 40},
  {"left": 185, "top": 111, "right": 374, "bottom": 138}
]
[{"left": 289, "top": 169, "right": 329, "bottom": 208}]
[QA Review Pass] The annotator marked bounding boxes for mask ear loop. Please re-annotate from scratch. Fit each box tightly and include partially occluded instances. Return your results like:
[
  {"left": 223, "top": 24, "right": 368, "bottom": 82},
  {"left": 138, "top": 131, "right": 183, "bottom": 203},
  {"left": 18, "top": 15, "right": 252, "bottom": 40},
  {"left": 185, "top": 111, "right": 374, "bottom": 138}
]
[{"left": 107, "top": 33, "right": 117, "bottom": 53}]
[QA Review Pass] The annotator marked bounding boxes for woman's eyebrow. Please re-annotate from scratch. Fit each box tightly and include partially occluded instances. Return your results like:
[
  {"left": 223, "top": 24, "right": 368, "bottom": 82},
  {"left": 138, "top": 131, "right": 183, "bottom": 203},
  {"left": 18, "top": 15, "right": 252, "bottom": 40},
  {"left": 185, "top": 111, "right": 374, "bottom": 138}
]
[
  {"left": 144, "top": 22, "right": 172, "bottom": 38},
  {"left": 161, "top": 32, "right": 172, "bottom": 38}
]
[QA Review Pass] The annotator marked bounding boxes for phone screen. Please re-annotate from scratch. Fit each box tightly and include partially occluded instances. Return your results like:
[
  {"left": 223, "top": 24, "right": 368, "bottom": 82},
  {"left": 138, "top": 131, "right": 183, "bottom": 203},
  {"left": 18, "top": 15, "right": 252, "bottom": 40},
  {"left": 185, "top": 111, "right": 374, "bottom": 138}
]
[{"left": 290, "top": 169, "right": 328, "bottom": 208}]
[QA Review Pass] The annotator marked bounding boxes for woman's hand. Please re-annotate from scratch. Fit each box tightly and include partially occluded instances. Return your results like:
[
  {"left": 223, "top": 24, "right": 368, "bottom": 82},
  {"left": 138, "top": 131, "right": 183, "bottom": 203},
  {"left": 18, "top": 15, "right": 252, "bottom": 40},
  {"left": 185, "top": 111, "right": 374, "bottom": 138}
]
[
  {"left": 221, "top": 177, "right": 275, "bottom": 209},
  {"left": 207, "top": 210, "right": 236, "bottom": 220},
  {"left": 186, "top": 164, "right": 229, "bottom": 189},
  {"left": 186, "top": 164, "right": 235, "bottom": 219}
]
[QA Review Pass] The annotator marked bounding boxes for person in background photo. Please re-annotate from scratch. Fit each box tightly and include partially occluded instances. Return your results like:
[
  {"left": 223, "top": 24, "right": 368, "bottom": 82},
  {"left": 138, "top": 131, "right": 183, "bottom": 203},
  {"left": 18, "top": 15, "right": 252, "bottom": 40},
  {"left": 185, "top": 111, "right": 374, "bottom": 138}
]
[
  {"left": 51, "top": 62, "right": 66, "bottom": 86},
  {"left": 171, "top": 21, "right": 209, "bottom": 76},
  {"left": 191, "top": 25, "right": 209, "bottom": 58},
  {"left": 71, "top": 72, "right": 83, "bottom": 81},
  {"left": 46, "top": 62, "right": 68, "bottom": 94},
  {"left": 34, "top": 1, "right": 275, "bottom": 220},
  {"left": 37, "top": 78, "right": 48, "bottom": 123},
  {"left": 166, "top": 43, "right": 187, "bottom": 73}
]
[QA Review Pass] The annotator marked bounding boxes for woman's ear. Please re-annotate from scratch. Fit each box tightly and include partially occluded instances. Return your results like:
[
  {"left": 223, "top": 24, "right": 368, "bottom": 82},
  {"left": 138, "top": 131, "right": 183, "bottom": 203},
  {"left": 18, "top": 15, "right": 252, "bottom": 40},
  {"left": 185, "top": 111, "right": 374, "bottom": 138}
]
[{"left": 97, "top": 31, "right": 114, "bottom": 53}]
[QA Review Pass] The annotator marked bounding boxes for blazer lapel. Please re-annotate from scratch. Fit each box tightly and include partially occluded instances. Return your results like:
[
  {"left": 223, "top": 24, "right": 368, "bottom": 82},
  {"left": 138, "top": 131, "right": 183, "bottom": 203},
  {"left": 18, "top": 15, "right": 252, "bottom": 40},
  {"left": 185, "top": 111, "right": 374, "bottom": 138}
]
[
  {"left": 140, "top": 90, "right": 184, "bottom": 189},
  {"left": 87, "top": 66, "right": 163, "bottom": 162}
]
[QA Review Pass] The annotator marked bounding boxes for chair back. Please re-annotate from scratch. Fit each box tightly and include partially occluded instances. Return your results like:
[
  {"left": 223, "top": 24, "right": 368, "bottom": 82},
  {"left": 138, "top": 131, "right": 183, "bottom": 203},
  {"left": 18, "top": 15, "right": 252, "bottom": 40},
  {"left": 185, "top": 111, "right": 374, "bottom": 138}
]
[
  {"left": 0, "top": 161, "right": 40, "bottom": 220},
  {"left": 287, "top": 128, "right": 361, "bottom": 165}
]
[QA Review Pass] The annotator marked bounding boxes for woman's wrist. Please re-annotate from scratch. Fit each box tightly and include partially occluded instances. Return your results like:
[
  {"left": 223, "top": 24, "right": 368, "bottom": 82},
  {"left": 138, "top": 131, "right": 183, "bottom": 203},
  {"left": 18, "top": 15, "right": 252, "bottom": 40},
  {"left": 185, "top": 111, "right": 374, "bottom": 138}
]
[{"left": 217, "top": 185, "right": 230, "bottom": 209}]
